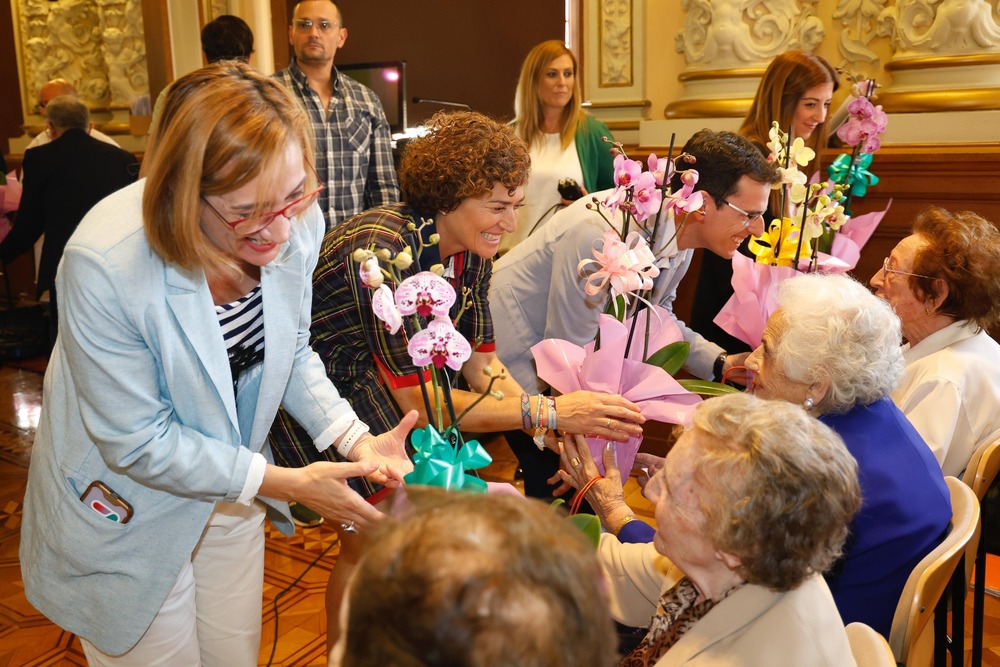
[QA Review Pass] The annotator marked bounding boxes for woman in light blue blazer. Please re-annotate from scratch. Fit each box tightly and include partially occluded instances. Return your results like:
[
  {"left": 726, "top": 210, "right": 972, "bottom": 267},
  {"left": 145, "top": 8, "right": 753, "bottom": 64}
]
[{"left": 19, "top": 63, "right": 415, "bottom": 665}]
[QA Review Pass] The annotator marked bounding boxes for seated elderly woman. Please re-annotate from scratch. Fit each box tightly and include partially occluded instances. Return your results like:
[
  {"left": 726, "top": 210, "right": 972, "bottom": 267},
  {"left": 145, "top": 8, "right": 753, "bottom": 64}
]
[
  {"left": 870, "top": 206, "right": 1000, "bottom": 476},
  {"left": 329, "top": 489, "right": 618, "bottom": 667},
  {"left": 599, "top": 392, "right": 861, "bottom": 665},
  {"left": 745, "top": 272, "right": 951, "bottom": 636}
]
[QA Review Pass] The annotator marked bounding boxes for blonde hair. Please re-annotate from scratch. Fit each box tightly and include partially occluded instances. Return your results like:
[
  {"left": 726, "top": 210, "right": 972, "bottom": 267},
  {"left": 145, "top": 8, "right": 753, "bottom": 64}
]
[
  {"left": 142, "top": 62, "right": 316, "bottom": 282},
  {"left": 514, "top": 40, "right": 583, "bottom": 151}
]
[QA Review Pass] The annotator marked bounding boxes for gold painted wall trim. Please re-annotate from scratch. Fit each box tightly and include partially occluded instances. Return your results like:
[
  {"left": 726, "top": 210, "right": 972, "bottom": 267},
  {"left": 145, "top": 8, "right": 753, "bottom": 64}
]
[
  {"left": 604, "top": 120, "right": 641, "bottom": 131},
  {"left": 665, "top": 98, "right": 750, "bottom": 119},
  {"left": 885, "top": 54, "right": 1000, "bottom": 71},
  {"left": 585, "top": 99, "right": 652, "bottom": 109},
  {"left": 677, "top": 68, "right": 766, "bottom": 82},
  {"left": 879, "top": 88, "right": 1000, "bottom": 113}
]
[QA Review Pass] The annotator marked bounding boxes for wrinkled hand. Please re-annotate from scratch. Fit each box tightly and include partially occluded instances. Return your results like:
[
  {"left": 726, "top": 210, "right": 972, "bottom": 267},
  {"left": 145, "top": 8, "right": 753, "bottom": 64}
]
[
  {"left": 557, "top": 433, "right": 633, "bottom": 530},
  {"left": 555, "top": 391, "right": 645, "bottom": 442},
  {"left": 294, "top": 460, "right": 385, "bottom": 529},
  {"left": 350, "top": 410, "right": 418, "bottom": 486},
  {"left": 633, "top": 452, "right": 665, "bottom": 490}
]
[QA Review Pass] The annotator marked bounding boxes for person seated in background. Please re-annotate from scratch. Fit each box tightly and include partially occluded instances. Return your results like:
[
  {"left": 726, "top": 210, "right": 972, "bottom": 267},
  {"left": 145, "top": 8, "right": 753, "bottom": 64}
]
[
  {"left": 690, "top": 50, "right": 839, "bottom": 354},
  {"left": 268, "top": 109, "right": 644, "bottom": 649},
  {"left": 490, "top": 128, "right": 779, "bottom": 499},
  {"left": 871, "top": 206, "right": 1000, "bottom": 477},
  {"left": 26, "top": 79, "right": 120, "bottom": 150},
  {"left": 330, "top": 488, "right": 619, "bottom": 667},
  {"left": 1, "top": 95, "right": 138, "bottom": 343},
  {"left": 597, "top": 392, "right": 861, "bottom": 666},
  {"left": 744, "top": 272, "right": 950, "bottom": 636},
  {"left": 500, "top": 39, "right": 616, "bottom": 253},
  {"left": 149, "top": 14, "right": 255, "bottom": 135}
]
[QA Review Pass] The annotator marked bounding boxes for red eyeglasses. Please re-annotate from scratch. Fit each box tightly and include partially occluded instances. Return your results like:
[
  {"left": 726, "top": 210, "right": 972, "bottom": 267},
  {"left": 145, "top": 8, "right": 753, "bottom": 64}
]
[{"left": 201, "top": 182, "right": 324, "bottom": 235}]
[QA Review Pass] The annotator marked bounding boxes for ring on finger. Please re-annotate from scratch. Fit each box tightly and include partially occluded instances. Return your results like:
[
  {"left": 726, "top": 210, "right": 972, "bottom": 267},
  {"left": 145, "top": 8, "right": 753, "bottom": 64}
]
[
  {"left": 570, "top": 457, "right": 581, "bottom": 467},
  {"left": 341, "top": 521, "right": 358, "bottom": 534},
  {"left": 606, "top": 418, "right": 613, "bottom": 429}
]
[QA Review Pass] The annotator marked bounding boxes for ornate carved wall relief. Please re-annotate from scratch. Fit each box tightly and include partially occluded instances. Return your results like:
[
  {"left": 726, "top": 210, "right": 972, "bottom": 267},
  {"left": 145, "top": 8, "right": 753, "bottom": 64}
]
[
  {"left": 17, "top": 0, "right": 148, "bottom": 112},
  {"left": 600, "top": 0, "right": 633, "bottom": 86}
]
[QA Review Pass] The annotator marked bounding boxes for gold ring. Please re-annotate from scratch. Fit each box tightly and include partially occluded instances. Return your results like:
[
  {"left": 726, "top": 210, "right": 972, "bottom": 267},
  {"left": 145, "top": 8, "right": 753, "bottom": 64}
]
[
  {"left": 607, "top": 418, "right": 613, "bottom": 429},
  {"left": 570, "top": 457, "right": 581, "bottom": 467}
]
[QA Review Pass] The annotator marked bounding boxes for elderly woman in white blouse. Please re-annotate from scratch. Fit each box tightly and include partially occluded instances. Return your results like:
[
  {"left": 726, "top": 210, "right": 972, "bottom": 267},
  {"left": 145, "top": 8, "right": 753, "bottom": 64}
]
[{"left": 871, "top": 206, "right": 1000, "bottom": 476}]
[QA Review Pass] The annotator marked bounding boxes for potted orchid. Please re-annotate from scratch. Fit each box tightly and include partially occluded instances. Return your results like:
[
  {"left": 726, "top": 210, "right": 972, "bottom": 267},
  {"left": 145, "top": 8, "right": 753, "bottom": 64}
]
[
  {"left": 829, "top": 77, "right": 888, "bottom": 216},
  {"left": 531, "top": 141, "right": 738, "bottom": 478},
  {"left": 352, "top": 220, "right": 504, "bottom": 493}
]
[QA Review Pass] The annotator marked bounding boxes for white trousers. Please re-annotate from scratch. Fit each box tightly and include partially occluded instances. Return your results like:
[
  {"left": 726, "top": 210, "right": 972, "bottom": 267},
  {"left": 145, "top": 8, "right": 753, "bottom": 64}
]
[{"left": 81, "top": 501, "right": 266, "bottom": 667}]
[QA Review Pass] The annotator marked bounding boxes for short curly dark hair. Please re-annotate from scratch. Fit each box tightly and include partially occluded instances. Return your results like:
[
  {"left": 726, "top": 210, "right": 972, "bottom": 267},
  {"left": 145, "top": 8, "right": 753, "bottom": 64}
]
[
  {"left": 399, "top": 111, "right": 530, "bottom": 214},
  {"left": 909, "top": 206, "right": 1000, "bottom": 330}
]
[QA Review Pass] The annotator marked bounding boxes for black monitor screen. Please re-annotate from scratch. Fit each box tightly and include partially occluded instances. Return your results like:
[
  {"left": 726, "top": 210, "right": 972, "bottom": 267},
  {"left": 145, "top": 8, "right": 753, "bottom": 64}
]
[{"left": 339, "top": 61, "right": 407, "bottom": 134}]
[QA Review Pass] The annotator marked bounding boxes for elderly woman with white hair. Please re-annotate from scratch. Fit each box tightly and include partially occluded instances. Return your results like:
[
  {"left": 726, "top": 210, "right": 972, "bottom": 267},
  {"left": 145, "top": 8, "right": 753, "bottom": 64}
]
[
  {"left": 745, "top": 272, "right": 951, "bottom": 637},
  {"left": 599, "top": 392, "right": 861, "bottom": 665}
]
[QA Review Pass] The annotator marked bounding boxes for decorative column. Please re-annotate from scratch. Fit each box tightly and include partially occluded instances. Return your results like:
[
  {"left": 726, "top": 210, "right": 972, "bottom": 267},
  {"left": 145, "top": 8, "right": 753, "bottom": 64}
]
[
  {"left": 666, "top": 0, "right": 824, "bottom": 119},
  {"left": 583, "top": 0, "right": 650, "bottom": 145},
  {"left": 876, "top": 0, "right": 1000, "bottom": 112}
]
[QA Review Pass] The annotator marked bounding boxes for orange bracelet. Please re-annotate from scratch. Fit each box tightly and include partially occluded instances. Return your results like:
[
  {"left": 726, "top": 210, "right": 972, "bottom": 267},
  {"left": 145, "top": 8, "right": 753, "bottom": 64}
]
[{"left": 570, "top": 475, "right": 604, "bottom": 515}]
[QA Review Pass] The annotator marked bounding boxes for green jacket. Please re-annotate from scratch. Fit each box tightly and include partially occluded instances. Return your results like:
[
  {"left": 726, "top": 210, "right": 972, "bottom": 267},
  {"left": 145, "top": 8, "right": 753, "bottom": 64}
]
[{"left": 575, "top": 114, "right": 616, "bottom": 194}]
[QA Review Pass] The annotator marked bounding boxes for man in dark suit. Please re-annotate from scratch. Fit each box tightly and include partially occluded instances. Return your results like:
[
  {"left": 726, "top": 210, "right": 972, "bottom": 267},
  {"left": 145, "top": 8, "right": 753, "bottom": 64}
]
[{"left": 1, "top": 96, "right": 138, "bottom": 343}]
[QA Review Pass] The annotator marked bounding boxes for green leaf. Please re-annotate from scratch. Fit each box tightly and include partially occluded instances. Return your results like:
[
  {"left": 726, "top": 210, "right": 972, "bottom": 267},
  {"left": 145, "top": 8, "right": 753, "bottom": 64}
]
[
  {"left": 678, "top": 379, "right": 741, "bottom": 396},
  {"left": 567, "top": 513, "right": 602, "bottom": 548},
  {"left": 604, "top": 295, "right": 627, "bottom": 321},
  {"left": 644, "top": 341, "right": 690, "bottom": 375}
]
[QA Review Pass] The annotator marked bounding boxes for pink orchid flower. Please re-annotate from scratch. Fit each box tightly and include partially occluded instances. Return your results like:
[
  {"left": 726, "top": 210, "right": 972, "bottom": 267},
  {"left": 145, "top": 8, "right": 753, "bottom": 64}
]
[
  {"left": 358, "top": 255, "right": 383, "bottom": 288},
  {"left": 613, "top": 154, "right": 642, "bottom": 188},
  {"left": 372, "top": 284, "right": 403, "bottom": 334},
  {"left": 578, "top": 229, "right": 660, "bottom": 299},
  {"left": 602, "top": 185, "right": 630, "bottom": 218},
  {"left": 837, "top": 97, "right": 888, "bottom": 153},
  {"left": 666, "top": 169, "right": 704, "bottom": 214},
  {"left": 647, "top": 153, "right": 673, "bottom": 187},
  {"left": 395, "top": 271, "right": 456, "bottom": 318},
  {"left": 407, "top": 318, "right": 472, "bottom": 371},
  {"left": 632, "top": 171, "right": 663, "bottom": 223}
]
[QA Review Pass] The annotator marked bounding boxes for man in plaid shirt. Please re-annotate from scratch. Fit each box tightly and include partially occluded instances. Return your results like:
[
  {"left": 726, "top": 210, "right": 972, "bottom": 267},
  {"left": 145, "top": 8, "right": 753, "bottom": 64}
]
[{"left": 274, "top": 0, "right": 398, "bottom": 229}]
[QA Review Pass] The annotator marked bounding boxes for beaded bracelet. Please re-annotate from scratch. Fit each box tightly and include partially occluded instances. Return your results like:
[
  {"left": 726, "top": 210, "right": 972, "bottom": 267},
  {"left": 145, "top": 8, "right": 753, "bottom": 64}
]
[
  {"left": 520, "top": 393, "right": 532, "bottom": 430},
  {"left": 546, "top": 396, "right": 557, "bottom": 431},
  {"left": 533, "top": 394, "right": 547, "bottom": 449}
]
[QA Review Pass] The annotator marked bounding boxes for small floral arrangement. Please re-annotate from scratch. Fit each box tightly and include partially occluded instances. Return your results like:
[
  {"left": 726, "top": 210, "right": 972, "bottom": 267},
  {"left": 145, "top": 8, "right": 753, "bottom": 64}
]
[
  {"left": 533, "top": 139, "right": 737, "bottom": 478},
  {"left": 352, "top": 219, "right": 504, "bottom": 492},
  {"left": 749, "top": 123, "right": 848, "bottom": 269},
  {"left": 829, "top": 77, "right": 887, "bottom": 215}
]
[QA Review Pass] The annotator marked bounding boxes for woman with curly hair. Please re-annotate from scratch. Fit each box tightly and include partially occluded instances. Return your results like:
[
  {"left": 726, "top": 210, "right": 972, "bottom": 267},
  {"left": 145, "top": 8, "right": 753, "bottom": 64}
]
[
  {"left": 745, "top": 272, "right": 950, "bottom": 636},
  {"left": 871, "top": 206, "right": 1000, "bottom": 476},
  {"left": 601, "top": 392, "right": 861, "bottom": 665},
  {"left": 268, "top": 110, "right": 644, "bottom": 648}
]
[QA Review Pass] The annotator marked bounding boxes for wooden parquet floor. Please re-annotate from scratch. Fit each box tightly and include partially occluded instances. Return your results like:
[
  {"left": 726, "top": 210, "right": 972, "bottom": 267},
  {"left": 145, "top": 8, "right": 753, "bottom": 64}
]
[{"left": 1, "top": 352, "right": 999, "bottom": 665}]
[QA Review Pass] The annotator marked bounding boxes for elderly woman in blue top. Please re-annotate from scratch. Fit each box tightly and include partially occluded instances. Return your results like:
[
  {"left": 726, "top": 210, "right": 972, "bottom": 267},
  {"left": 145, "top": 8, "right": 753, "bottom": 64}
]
[
  {"left": 18, "top": 62, "right": 414, "bottom": 666},
  {"left": 744, "top": 272, "right": 950, "bottom": 635}
]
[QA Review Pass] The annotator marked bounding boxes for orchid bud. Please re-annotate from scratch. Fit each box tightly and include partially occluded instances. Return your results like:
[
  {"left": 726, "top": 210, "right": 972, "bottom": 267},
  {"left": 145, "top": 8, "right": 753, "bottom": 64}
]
[
  {"left": 352, "top": 248, "right": 372, "bottom": 263},
  {"left": 491, "top": 391, "right": 504, "bottom": 400},
  {"left": 428, "top": 233, "right": 441, "bottom": 245},
  {"left": 429, "top": 263, "right": 445, "bottom": 276},
  {"left": 376, "top": 248, "right": 392, "bottom": 260},
  {"left": 482, "top": 366, "right": 494, "bottom": 377},
  {"left": 406, "top": 222, "right": 417, "bottom": 231},
  {"left": 393, "top": 250, "right": 413, "bottom": 269}
]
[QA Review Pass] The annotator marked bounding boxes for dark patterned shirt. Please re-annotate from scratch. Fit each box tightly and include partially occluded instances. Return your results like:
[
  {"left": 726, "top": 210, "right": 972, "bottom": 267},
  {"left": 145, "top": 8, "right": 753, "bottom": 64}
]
[
  {"left": 268, "top": 204, "right": 495, "bottom": 469},
  {"left": 273, "top": 59, "right": 399, "bottom": 230}
]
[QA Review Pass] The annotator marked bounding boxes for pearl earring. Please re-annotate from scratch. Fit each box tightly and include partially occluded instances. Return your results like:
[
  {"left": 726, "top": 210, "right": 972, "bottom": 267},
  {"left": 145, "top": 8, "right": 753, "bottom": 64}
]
[{"left": 803, "top": 397, "right": 815, "bottom": 410}]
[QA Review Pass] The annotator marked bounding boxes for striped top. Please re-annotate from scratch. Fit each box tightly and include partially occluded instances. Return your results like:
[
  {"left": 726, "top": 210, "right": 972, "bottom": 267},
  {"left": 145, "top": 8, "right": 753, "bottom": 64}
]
[{"left": 217, "top": 285, "right": 265, "bottom": 394}]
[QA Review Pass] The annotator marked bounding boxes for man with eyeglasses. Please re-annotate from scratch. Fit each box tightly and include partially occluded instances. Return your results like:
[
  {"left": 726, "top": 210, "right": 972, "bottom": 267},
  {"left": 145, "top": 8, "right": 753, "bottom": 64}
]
[
  {"left": 489, "top": 129, "right": 779, "bottom": 496},
  {"left": 25, "top": 79, "right": 120, "bottom": 151},
  {"left": 274, "top": 1, "right": 398, "bottom": 231}
]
